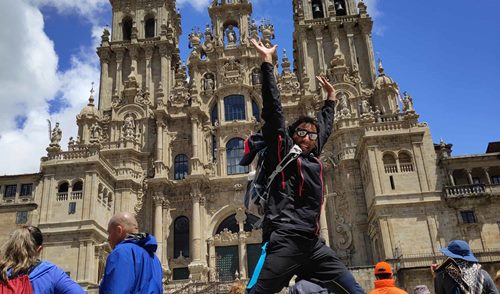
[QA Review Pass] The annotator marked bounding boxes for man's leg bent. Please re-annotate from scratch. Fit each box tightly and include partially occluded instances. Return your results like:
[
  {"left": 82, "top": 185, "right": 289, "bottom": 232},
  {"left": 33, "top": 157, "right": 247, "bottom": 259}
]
[{"left": 304, "top": 239, "right": 365, "bottom": 294}]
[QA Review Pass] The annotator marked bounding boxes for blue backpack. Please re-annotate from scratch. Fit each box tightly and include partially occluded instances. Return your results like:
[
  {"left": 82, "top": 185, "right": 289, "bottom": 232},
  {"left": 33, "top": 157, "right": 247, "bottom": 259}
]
[{"left": 239, "top": 133, "right": 302, "bottom": 213}]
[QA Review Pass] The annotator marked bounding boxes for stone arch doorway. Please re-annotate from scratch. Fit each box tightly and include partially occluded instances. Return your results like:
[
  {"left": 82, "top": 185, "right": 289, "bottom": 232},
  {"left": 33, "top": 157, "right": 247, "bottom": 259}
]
[{"left": 207, "top": 211, "right": 262, "bottom": 282}]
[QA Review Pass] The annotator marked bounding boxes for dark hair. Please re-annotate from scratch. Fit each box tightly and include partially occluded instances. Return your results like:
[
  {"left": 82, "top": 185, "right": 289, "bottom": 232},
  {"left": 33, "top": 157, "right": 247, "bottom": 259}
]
[
  {"left": 288, "top": 115, "right": 320, "bottom": 137},
  {"left": 25, "top": 225, "right": 43, "bottom": 247},
  {"left": 375, "top": 273, "right": 393, "bottom": 280}
]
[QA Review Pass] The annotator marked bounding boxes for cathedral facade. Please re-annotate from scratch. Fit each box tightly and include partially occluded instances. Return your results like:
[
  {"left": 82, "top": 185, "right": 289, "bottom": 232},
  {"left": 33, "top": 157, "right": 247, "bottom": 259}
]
[{"left": 1, "top": 0, "right": 499, "bottom": 292}]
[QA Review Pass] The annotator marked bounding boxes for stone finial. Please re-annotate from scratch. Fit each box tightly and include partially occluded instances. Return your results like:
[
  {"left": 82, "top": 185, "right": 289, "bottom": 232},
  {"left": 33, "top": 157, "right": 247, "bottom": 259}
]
[
  {"left": 281, "top": 49, "right": 290, "bottom": 73},
  {"left": 378, "top": 58, "right": 385, "bottom": 75},
  {"left": 358, "top": 0, "right": 368, "bottom": 17},
  {"left": 88, "top": 82, "right": 95, "bottom": 106}
]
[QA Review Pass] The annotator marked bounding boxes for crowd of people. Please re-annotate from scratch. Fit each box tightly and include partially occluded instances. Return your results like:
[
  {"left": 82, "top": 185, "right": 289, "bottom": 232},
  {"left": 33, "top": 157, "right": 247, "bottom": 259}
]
[{"left": 1, "top": 40, "right": 499, "bottom": 294}]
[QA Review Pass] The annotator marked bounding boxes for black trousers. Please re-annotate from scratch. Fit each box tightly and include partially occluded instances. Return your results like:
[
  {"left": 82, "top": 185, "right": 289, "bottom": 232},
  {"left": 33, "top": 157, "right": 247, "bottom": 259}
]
[{"left": 248, "top": 229, "right": 365, "bottom": 294}]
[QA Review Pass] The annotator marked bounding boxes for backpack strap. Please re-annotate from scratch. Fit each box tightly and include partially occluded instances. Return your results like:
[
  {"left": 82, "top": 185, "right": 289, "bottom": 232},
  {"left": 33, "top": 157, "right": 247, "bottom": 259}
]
[{"left": 265, "top": 144, "right": 302, "bottom": 191}]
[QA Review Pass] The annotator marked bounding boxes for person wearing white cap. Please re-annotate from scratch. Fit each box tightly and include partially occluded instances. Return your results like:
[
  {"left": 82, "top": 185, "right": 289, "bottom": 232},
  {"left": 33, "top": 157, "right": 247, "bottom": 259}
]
[{"left": 434, "top": 240, "right": 498, "bottom": 294}]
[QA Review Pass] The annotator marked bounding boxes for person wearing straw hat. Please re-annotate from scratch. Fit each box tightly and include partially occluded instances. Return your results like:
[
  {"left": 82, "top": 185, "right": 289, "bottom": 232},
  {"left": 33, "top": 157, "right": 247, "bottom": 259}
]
[{"left": 433, "top": 240, "right": 498, "bottom": 294}]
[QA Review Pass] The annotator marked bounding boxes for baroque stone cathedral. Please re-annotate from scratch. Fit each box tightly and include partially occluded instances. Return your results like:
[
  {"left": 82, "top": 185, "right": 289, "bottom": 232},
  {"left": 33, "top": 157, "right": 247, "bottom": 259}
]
[{"left": 1, "top": 0, "right": 499, "bottom": 292}]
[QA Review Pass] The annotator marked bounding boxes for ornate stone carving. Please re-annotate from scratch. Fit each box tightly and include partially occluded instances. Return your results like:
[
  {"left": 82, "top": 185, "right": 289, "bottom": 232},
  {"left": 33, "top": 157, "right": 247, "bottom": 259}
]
[
  {"left": 337, "top": 92, "right": 351, "bottom": 119},
  {"left": 89, "top": 122, "right": 103, "bottom": 143},
  {"left": 222, "top": 58, "right": 243, "bottom": 85},
  {"left": 401, "top": 91, "right": 415, "bottom": 113},
  {"left": 121, "top": 113, "right": 136, "bottom": 140}
]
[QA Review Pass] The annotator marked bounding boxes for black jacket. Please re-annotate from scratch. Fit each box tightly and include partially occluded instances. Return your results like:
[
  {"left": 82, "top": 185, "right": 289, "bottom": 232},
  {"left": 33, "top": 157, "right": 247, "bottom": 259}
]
[
  {"left": 260, "top": 62, "right": 335, "bottom": 238},
  {"left": 434, "top": 264, "right": 498, "bottom": 294}
]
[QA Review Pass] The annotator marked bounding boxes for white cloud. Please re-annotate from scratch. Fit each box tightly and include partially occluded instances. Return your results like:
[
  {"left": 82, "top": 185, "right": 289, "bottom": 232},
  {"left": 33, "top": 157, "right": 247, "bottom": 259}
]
[
  {"left": 29, "top": 0, "right": 108, "bottom": 24},
  {"left": 177, "top": 0, "right": 210, "bottom": 12},
  {"left": 0, "top": 0, "right": 102, "bottom": 175}
]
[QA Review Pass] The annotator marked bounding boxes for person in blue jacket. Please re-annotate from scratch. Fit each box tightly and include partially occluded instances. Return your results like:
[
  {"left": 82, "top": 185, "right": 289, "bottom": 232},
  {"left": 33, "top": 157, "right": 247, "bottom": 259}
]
[
  {"left": 0, "top": 225, "right": 85, "bottom": 294},
  {"left": 99, "top": 212, "right": 163, "bottom": 294}
]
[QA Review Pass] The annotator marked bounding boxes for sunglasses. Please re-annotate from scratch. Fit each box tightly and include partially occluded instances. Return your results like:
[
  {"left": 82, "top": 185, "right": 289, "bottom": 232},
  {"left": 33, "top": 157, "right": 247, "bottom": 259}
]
[{"left": 295, "top": 128, "right": 318, "bottom": 140}]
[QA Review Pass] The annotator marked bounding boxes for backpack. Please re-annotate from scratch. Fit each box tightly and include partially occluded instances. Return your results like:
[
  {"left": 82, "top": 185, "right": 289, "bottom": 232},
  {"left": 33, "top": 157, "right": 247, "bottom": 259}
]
[
  {"left": 0, "top": 275, "right": 34, "bottom": 294},
  {"left": 239, "top": 133, "right": 302, "bottom": 214}
]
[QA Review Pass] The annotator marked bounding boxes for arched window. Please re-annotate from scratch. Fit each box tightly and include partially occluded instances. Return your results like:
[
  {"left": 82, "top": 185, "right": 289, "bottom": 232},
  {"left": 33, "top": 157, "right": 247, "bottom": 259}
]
[
  {"left": 383, "top": 153, "right": 397, "bottom": 173},
  {"left": 226, "top": 138, "right": 248, "bottom": 175},
  {"left": 224, "top": 95, "right": 246, "bottom": 121},
  {"left": 58, "top": 182, "right": 69, "bottom": 193},
  {"left": 72, "top": 181, "right": 83, "bottom": 191},
  {"left": 216, "top": 213, "right": 259, "bottom": 234},
  {"left": 398, "top": 152, "right": 414, "bottom": 172},
  {"left": 173, "top": 216, "right": 189, "bottom": 258},
  {"left": 174, "top": 154, "right": 188, "bottom": 180},
  {"left": 211, "top": 103, "right": 218, "bottom": 126},
  {"left": 145, "top": 16, "right": 155, "bottom": 38},
  {"left": 312, "top": 0, "right": 325, "bottom": 19},
  {"left": 122, "top": 17, "right": 133, "bottom": 41},
  {"left": 252, "top": 100, "right": 260, "bottom": 122}
]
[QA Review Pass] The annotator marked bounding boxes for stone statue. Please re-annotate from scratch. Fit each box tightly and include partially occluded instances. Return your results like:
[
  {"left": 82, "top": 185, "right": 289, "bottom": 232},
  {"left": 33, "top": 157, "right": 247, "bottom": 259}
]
[
  {"left": 122, "top": 114, "right": 136, "bottom": 139},
  {"left": 203, "top": 73, "right": 215, "bottom": 92},
  {"left": 402, "top": 91, "right": 414, "bottom": 112},
  {"left": 68, "top": 136, "right": 75, "bottom": 146},
  {"left": 226, "top": 25, "right": 237, "bottom": 45},
  {"left": 360, "top": 99, "right": 371, "bottom": 114},
  {"left": 251, "top": 68, "right": 261, "bottom": 85},
  {"left": 50, "top": 122, "right": 62, "bottom": 146},
  {"left": 337, "top": 93, "right": 351, "bottom": 119},
  {"left": 90, "top": 122, "right": 102, "bottom": 142}
]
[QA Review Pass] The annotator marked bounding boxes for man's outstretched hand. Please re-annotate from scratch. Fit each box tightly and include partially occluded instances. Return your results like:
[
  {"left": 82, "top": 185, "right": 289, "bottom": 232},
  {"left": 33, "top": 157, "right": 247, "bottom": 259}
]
[
  {"left": 316, "top": 76, "right": 336, "bottom": 101},
  {"left": 250, "top": 39, "right": 277, "bottom": 64}
]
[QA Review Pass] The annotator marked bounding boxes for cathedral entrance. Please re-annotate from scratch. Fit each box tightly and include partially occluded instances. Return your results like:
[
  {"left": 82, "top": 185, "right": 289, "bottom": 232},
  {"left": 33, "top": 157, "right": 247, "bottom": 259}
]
[{"left": 216, "top": 245, "right": 239, "bottom": 281}]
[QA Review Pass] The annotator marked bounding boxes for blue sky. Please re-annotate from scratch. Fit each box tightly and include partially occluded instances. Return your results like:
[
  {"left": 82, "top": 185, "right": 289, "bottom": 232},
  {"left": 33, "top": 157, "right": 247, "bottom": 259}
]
[{"left": 0, "top": 0, "right": 499, "bottom": 174}]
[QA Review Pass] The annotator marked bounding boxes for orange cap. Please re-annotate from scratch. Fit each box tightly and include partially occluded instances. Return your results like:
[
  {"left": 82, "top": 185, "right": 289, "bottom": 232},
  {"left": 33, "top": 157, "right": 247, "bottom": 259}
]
[{"left": 374, "top": 261, "right": 393, "bottom": 276}]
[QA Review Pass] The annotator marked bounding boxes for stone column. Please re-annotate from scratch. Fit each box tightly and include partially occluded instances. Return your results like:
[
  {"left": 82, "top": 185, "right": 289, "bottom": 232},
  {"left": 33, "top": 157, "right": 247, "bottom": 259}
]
[
  {"left": 313, "top": 26, "right": 326, "bottom": 73},
  {"left": 344, "top": 23, "right": 358, "bottom": 69},
  {"left": 238, "top": 233, "right": 247, "bottom": 279},
  {"left": 129, "top": 46, "right": 139, "bottom": 78},
  {"left": 190, "top": 192, "right": 201, "bottom": 262},
  {"left": 144, "top": 45, "right": 154, "bottom": 93},
  {"left": 114, "top": 48, "right": 125, "bottom": 93},
  {"left": 360, "top": 23, "right": 377, "bottom": 81},
  {"left": 156, "top": 121, "right": 165, "bottom": 162},
  {"left": 189, "top": 191, "right": 207, "bottom": 281},
  {"left": 97, "top": 49, "right": 111, "bottom": 109},
  {"left": 162, "top": 200, "right": 171, "bottom": 271},
  {"left": 191, "top": 116, "right": 201, "bottom": 174},
  {"left": 484, "top": 168, "right": 492, "bottom": 185},
  {"left": 448, "top": 171, "right": 456, "bottom": 186},
  {"left": 207, "top": 239, "right": 216, "bottom": 281},
  {"left": 159, "top": 45, "right": 172, "bottom": 98},
  {"left": 153, "top": 193, "right": 164, "bottom": 261},
  {"left": 300, "top": 30, "right": 310, "bottom": 90},
  {"left": 466, "top": 169, "right": 474, "bottom": 185}
]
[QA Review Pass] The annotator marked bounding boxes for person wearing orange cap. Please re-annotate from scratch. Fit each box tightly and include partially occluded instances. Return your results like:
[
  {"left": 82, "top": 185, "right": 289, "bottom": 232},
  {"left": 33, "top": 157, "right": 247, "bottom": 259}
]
[{"left": 368, "top": 261, "right": 408, "bottom": 294}]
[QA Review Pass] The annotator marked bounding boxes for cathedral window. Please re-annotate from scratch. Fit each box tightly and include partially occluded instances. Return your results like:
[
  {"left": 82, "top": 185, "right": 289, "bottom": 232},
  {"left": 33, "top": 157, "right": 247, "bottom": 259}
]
[
  {"left": 122, "top": 17, "right": 133, "bottom": 41},
  {"left": 460, "top": 210, "right": 476, "bottom": 224},
  {"left": 20, "top": 184, "right": 33, "bottom": 197},
  {"left": 383, "top": 153, "right": 397, "bottom": 173},
  {"left": 398, "top": 152, "right": 414, "bottom": 172},
  {"left": 252, "top": 99, "right": 261, "bottom": 122},
  {"left": 491, "top": 175, "right": 500, "bottom": 185},
  {"left": 68, "top": 202, "right": 77, "bottom": 215},
  {"left": 226, "top": 138, "right": 248, "bottom": 175},
  {"left": 144, "top": 15, "right": 155, "bottom": 38},
  {"left": 224, "top": 95, "right": 246, "bottom": 121},
  {"left": 174, "top": 154, "right": 189, "bottom": 180},
  {"left": 4, "top": 184, "right": 17, "bottom": 198},
  {"left": 312, "top": 0, "right": 325, "bottom": 19},
  {"left": 72, "top": 181, "right": 83, "bottom": 191},
  {"left": 16, "top": 211, "right": 28, "bottom": 224},
  {"left": 174, "top": 216, "right": 189, "bottom": 258},
  {"left": 58, "top": 182, "right": 69, "bottom": 192}
]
